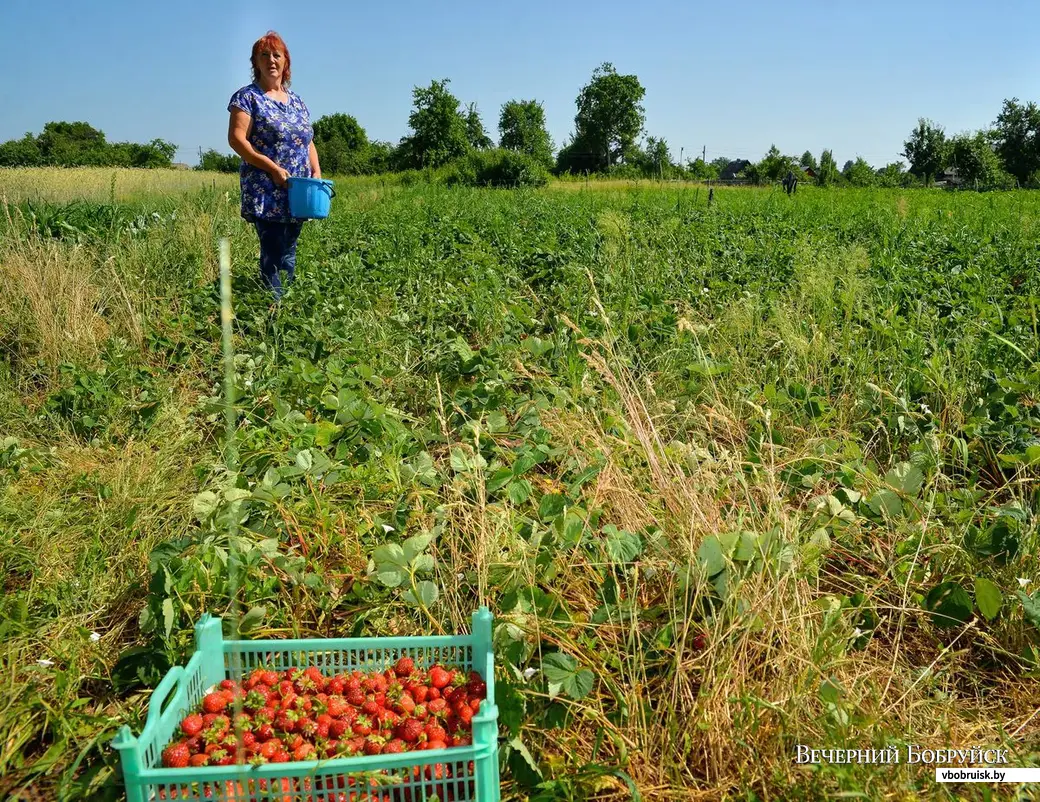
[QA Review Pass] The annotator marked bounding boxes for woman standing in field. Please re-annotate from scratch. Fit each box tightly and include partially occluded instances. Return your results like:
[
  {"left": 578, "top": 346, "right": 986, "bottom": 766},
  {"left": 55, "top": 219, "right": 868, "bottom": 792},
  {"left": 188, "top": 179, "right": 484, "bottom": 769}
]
[{"left": 227, "top": 31, "right": 321, "bottom": 300}]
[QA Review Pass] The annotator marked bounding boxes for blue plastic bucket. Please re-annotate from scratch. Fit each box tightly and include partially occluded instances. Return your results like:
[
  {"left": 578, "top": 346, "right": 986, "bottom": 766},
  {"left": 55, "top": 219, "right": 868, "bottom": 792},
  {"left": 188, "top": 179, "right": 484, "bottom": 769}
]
[{"left": 286, "top": 177, "right": 335, "bottom": 219}]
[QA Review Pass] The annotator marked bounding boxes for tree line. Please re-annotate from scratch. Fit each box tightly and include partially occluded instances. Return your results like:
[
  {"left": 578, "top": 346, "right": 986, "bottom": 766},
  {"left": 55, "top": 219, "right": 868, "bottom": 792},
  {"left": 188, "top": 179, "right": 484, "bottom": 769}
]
[{"left": 3, "top": 63, "right": 1039, "bottom": 190}]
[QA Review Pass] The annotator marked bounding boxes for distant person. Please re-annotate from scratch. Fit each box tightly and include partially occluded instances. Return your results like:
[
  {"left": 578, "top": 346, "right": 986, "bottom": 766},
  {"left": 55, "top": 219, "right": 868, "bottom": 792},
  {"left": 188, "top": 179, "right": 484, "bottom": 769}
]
[
  {"left": 227, "top": 31, "right": 322, "bottom": 301},
  {"left": 782, "top": 170, "right": 798, "bottom": 196}
]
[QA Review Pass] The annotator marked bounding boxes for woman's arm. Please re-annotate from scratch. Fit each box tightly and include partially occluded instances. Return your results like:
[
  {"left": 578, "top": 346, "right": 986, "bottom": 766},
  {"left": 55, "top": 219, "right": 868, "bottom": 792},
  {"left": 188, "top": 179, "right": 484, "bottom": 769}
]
[
  {"left": 308, "top": 141, "right": 322, "bottom": 179},
  {"left": 228, "top": 108, "right": 288, "bottom": 186}
]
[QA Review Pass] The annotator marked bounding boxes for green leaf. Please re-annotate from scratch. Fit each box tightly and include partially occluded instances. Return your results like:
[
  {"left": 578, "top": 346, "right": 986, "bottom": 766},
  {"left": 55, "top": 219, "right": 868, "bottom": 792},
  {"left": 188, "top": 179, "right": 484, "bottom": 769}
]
[
  {"left": 161, "top": 597, "right": 175, "bottom": 639},
  {"left": 295, "top": 449, "right": 314, "bottom": 471},
  {"left": 402, "top": 534, "right": 433, "bottom": 563},
  {"left": 487, "top": 468, "right": 513, "bottom": 492},
  {"left": 237, "top": 605, "right": 266, "bottom": 634},
  {"left": 925, "top": 582, "right": 973, "bottom": 628},
  {"left": 192, "top": 491, "right": 219, "bottom": 522},
  {"left": 373, "top": 543, "right": 407, "bottom": 568},
  {"left": 541, "top": 652, "right": 594, "bottom": 699},
  {"left": 604, "top": 525, "right": 642, "bottom": 563},
  {"left": 1017, "top": 590, "right": 1040, "bottom": 629},
  {"left": 313, "top": 421, "right": 340, "bottom": 446},
  {"left": 507, "top": 737, "right": 543, "bottom": 788},
  {"left": 412, "top": 554, "right": 435, "bottom": 574},
  {"left": 487, "top": 411, "right": 509, "bottom": 433},
  {"left": 538, "top": 493, "right": 567, "bottom": 520},
  {"left": 867, "top": 489, "right": 902, "bottom": 518},
  {"left": 507, "top": 479, "right": 532, "bottom": 504},
  {"left": 403, "top": 580, "right": 439, "bottom": 607},
  {"left": 697, "top": 535, "right": 726, "bottom": 577},
  {"left": 819, "top": 677, "right": 842, "bottom": 705},
  {"left": 974, "top": 578, "right": 1003, "bottom": 621},
  {"left": 512, "top": 452, "right": 540, "bottom": 476},
  {"left": 376, "top": 569, "right": 405, "bottom": 588},
  {"left": 885, "top": 462, "right": 924, "bottom": 496}
]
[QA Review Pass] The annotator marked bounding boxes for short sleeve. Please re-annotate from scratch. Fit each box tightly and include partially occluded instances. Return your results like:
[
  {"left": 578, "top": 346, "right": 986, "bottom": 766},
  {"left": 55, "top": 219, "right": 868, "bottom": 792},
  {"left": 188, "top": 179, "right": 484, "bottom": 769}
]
[{"left": 228, "top": 86, "right": 256, "bottom": 116}]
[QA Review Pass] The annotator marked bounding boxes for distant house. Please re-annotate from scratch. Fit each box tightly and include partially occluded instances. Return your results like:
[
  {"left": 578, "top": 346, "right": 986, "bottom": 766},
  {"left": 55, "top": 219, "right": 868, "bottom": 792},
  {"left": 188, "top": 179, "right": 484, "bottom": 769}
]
[
  {"left": 802, "top": 166, "right": 817, "bottom": 179},
  {"left": 719, "top": 159, "right": 751, "bottom": 180},
  {"left": 171, "top": 162, "right": 192, "bottom": 170},
  {"left": 934, "top": 166, "right": 962, "bottom": 187}
]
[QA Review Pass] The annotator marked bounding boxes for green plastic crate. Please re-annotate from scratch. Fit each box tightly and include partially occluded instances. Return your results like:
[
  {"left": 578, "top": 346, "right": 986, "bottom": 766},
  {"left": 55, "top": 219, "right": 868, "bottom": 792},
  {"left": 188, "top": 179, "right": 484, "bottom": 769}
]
[{"left": 112, "top": 607, "right": 500, "bottom": 802}]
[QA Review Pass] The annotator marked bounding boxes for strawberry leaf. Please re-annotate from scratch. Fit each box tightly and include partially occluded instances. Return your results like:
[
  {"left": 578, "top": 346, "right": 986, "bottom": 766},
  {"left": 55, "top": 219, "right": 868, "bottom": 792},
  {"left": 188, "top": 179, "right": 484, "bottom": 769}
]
[
  {"left": 541, "top": 652, "right": 594, "bottom": 700},
  {"left": 974, "top": 578, "right": 1002, "bottom": 621}
]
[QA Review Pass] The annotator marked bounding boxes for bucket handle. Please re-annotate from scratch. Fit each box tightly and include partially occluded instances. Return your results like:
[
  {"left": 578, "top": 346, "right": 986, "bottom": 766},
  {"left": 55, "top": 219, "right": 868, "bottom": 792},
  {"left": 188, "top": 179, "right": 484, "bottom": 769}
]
[{"left": 322, "top": 181, "right": 336, "bottom": 199}]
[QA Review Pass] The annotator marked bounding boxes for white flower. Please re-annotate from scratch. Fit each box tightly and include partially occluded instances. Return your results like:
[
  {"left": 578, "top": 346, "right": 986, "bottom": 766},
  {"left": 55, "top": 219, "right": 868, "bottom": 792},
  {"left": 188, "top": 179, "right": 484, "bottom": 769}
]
[
  {"left": 456, "top": 573, "right": 464, "bottom": 581},
  {"left": 522, "top": 667, "right": 537, "bottom": 681},
  {"left": 1018, "top": 578, "right": 1032, "bottom": 588},
  {"left": 919, "top": 403, "right": 931, "bottom": 415},
  {"left": 852, "top": 628, "right": 865, "bottom": 639},
  {"left": 381, "top": 524, "right": 394, "bottom": 533},
  {"left": 90, "top": 632, "right": 102, "bottom": 642},
  {"left": 37, "top": 659, "right": 54, "bottom": 667}
]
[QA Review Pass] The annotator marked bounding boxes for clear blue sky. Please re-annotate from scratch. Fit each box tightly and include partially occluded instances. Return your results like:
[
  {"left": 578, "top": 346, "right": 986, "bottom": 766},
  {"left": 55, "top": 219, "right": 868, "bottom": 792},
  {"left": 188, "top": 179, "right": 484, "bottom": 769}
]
[{"left": 4, "top": 0, "right": 1039, "bottom": 169}]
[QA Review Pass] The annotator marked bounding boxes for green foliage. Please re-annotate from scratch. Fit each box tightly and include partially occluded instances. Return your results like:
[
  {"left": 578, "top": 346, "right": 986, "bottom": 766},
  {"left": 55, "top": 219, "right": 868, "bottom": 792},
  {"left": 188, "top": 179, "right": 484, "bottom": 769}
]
[
  {"left": 991, "top": 97, "right": 1040, "bottom": 186},
  {"left": 400, "top": 78, "right": 470, "bottom": 169},
  {"left": 465, "top": 103, "right": 494, "bottom": 150},
  {"left": 195, "top": 149, "right": 240, "bottom": 173},
  {"left": 0, "top": 121, "right": 176, "bottom": 168},
  {"left": 312, "top": 113, "right": 379, "bottom": 175},
  {"left": 563, "top": 62, "right": 646, "bottom": 172},
  {"left": 800, "top": 150, "right": 818, "bottom": 172},
  {"left": 815, "top": 149, "right": 841, "bottom": 186},
  {"left": 499, "top": 99, "right": 554, "bottom": 168},
  {"left": 438, "top": 148, "right": 549, "bottom": 188},
  {"left": 947, "top": 130, "right": 1016, "bottom": 189},
  {"left": 842, "top": 157, "right": 876, "bottom": 187},
  {"left": 903, "top": 118, "right": 949, "bottom": 184}
]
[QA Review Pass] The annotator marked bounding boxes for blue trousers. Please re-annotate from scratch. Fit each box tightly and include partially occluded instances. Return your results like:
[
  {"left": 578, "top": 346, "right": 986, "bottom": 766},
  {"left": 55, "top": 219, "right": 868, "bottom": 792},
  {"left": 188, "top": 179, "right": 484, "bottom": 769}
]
[{"left": 254, "top": 219, "right": 303, "bottom": 299}]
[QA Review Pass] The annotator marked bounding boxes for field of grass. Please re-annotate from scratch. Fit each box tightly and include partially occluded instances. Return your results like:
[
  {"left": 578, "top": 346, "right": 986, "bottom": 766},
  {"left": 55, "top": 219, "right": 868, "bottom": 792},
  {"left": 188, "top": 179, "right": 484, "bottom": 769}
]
[{"left": 1, "top": 169, "right": 1039, "bottom": 801}]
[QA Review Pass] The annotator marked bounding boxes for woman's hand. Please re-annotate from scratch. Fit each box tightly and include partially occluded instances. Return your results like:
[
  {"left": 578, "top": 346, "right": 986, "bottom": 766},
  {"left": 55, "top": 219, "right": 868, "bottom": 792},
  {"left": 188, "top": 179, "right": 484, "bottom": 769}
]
[{"left": 270, "top": 166, "right": 290, "bottom": 187}]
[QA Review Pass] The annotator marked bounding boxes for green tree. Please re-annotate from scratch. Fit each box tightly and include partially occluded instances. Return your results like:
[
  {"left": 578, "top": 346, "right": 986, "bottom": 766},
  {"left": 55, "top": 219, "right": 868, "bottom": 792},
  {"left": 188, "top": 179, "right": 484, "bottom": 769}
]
[
  {"left": 875, "top": 161, "right": 912, "bottom": 187},
  {"left": 902, "top": 118, "right": 948, "bottom": 184},
  {"left": 990, "top": 98, "right": 1040, "bottom": 185},
  {"left": 842, "top": 157, "right": 876, "bottom": 187},
  {"left": 465, "top": 103, "right": 493, "bottom": 150},
  {"left": 196, "top": 149, "right": 241, "bottom": 172},
  {"left": 685, "top": 157, "right": 718, "bottom": 180},
  {"left": 571, "top": 62, "right": 646, "bottom": 171},
  {"left": 816, "top": 149, "right": 841, "bottom": 186},
  {"left": 402, "top": 79, "right": 470, "bottom": 169},
  {"left": 800, "top": 150, "right": 818, "bottom": 172},
  {"left": 756, "top": 144, "right": 795, "bottom": 183},
  {"left": 0, "top": 133, "right": 43, "bottom": 166},
  {"left": 498, "top": 99, "right": 554, "bottom": 168},
  {"left": 37, "top": 121, "right": 109, "bottom": 166},
  {"left": 313, "top": 113, "right": 372, "bottom": 174},
  {"left": 949, "top": 131, "right": 1014, "bottom": 188}
]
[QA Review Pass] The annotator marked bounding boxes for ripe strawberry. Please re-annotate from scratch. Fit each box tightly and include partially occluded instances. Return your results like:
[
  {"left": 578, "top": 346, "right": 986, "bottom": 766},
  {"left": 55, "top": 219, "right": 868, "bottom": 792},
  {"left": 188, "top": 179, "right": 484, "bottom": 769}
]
[
  {"left": 201, "top": 692, "right": 228, "bottom": 714},
  {"left": 394, "top": 657, "right": 415, "bottom": 677},
  {"left": 383, "top": 738, "right": 407, "bottom": 754},
  {"left": 426, "top": 739, "right": 447, "bottom": 751},
  {"left": 189, "top": 752, "right": 210, "bottom": 767},
  {"left": 364, "top": 735, "right": 385, "bottom": 755},
  {"left": 330, "top": 719, "right": 349, "bottom": 738},
  {"left": 244, "top": 689, "right": 268, "bottom": 713},
  {"left": 427, "top": 699, "right": 447, "bottom": 717},
  {"left": 397, "top": 718, "right": 424, "bottom": 744},
  {"left": 361, "top": 699, "right": 380, "bottom": 716},
  {"left": 180, "top": 713, "right": 204, "bottom": 738},
  {"left": 394, "top": 693, "right": 416, "bottom": 715},
  {"left": 424, "top": 723, "right": 448, "bottom": 744},
  {"left": 452, "top": 731, "right": 472, "bottom": 747},
  {"left": 260, "top": 740, "right": 280, "bottom": 759},
  {"left": 327, "top": 675, "right": 346, "bottom": 695},
  {"left": 161, "top": 742, "right": 190, "bottom": 768},
  {"left": 219, "top": 679, "right": 238, "bottom": 692},
  {"left": 412, "top": 684, "right": 429, "bottom": 704},
  {"left": 327, "top": 696, "right": 348, "bottom": 718},
  {"left": 456, "top": 705, "right": 474, "bottom": 726},
  {"left": 293, "top": 743, "right": 316, "bottom": 761},
  {"left": 303, "top": 666, "right": 326, "bottom": 691},
  {"left": 412, "top": 704, "right": 429, "bottom": 721},
  {"left": 467, "top": 679, "right": 487, "bottom": 699},
  {"left": 259, "top": 669, "right": 279, "bottom": 687},
  {"left": 428, "top": 687, "right": 441, "bottom": 701},
  {"left": 272, "top": 749, "right": 290, "bottom": 763},
  {"left": 352, "top": 715, "right": 373, "bottom": 737},
  {"left": 345, "top": 687, "right": 365, "bottom": 707},
  {"left": 692, "top": 633, "right": 708, "bottom": 651}
]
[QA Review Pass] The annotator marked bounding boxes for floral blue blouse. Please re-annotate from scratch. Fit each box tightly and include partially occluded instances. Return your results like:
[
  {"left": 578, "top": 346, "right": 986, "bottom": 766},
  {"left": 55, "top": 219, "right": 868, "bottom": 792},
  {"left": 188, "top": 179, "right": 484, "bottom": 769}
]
[{"left": 227, "top": 83, "right": 314, "bottom": 222}]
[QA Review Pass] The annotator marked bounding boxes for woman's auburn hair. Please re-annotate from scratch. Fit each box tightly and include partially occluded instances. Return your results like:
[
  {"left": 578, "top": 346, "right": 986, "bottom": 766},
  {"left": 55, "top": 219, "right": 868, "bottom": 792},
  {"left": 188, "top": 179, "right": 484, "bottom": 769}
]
[{"left": 251, "top": 31, "right": 291, "bottom": 87}]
